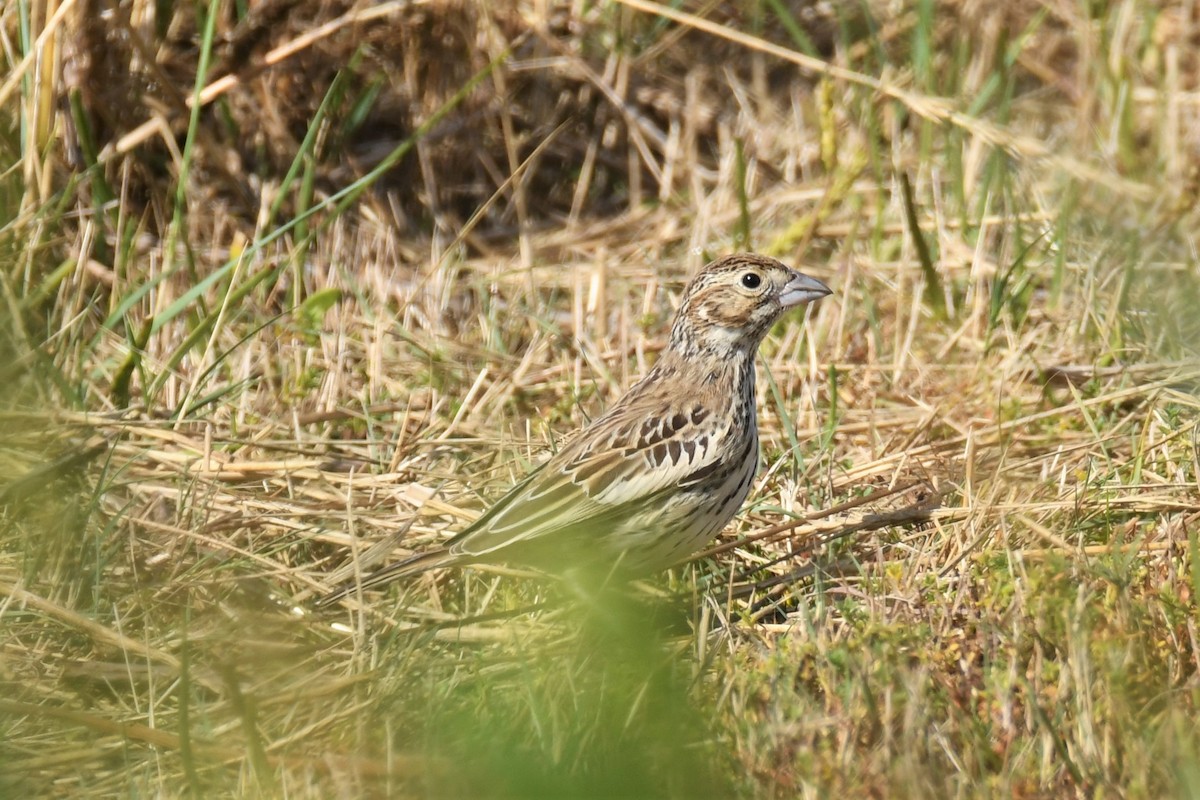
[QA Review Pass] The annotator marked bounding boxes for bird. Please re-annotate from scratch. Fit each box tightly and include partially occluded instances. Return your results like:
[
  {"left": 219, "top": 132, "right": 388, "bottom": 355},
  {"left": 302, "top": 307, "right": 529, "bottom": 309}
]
[{"left": 318, "top": 254, "right": 832, "bottom": 607}]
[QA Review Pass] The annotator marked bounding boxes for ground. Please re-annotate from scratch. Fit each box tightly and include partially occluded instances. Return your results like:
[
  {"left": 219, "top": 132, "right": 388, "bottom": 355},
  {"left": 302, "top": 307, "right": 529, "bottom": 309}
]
[{"left": 2, "top": 1, "right": 1199, "bottom": 797}]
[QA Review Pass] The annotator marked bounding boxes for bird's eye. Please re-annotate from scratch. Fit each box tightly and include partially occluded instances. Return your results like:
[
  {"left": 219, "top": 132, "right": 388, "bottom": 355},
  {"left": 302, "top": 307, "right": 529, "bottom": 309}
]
[{"left": 740, "top": 272, "right": 762, "bottom": 290}]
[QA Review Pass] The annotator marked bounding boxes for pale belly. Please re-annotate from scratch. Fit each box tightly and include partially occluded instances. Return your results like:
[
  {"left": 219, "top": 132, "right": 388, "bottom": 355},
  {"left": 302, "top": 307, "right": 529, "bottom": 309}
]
[{"left": 608, "top": 446, "right": 758, "bottom": 573}]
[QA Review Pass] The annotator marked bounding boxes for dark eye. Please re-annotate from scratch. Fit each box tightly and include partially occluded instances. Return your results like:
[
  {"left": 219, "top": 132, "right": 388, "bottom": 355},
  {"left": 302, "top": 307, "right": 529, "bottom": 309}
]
[{"left": 740, "top": 272, "right": 762, "bottom": 289}]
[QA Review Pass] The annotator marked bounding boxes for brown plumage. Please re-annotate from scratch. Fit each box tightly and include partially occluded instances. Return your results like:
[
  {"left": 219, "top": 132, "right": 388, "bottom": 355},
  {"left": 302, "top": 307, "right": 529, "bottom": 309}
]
[{"left": 319, "top": 254, "right": 832, "bottom": 606}]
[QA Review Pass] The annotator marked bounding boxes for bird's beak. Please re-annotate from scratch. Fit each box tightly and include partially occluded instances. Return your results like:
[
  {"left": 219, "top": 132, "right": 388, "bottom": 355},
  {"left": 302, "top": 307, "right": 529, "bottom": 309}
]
[{"left": 780, "top": 271, "right": 833, "bottom": 308}]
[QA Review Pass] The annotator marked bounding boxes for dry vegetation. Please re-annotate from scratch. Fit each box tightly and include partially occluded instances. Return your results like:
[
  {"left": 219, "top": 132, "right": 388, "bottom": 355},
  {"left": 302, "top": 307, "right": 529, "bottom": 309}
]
[{"left": 3, "top": 0, "right": 1200, "bottom": 796}]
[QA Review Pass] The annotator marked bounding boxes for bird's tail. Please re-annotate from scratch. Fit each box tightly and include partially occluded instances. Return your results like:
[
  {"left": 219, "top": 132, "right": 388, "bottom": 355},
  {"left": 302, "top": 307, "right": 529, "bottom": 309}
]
[{"left": 315, "top": 548, "right": 460, "bottom": 608}]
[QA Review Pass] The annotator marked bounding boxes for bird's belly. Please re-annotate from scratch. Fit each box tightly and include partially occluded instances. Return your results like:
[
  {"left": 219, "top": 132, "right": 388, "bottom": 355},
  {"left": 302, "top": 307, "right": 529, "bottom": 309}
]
[{"left": 609, "top": 454, "right": 757, "bottom": 573}]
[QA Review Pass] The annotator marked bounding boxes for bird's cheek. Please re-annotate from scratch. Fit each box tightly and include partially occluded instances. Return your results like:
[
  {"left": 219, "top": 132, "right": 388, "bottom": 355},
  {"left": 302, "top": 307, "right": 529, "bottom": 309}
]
[{"left": 705, "top": 301, "right": 743, "bottom": 328}]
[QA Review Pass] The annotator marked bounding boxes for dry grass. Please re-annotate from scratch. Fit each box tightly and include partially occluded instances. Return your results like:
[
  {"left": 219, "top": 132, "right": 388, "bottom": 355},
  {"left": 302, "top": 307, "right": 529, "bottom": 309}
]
[{"left": 3, "top": 0, "right": 1200, "bottom": 796}]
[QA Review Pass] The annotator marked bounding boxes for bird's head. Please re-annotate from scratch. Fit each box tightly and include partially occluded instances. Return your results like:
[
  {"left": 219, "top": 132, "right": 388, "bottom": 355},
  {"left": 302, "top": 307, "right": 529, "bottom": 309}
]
[{"left": 669, "top": 254, "right": 832, "bottom": 357}]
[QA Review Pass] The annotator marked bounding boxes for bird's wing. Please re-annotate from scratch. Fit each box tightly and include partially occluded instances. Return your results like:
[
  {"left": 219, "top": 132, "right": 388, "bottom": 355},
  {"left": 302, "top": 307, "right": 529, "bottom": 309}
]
[{"left": 446, "top": 396, "right": 730, "bottom": 558}]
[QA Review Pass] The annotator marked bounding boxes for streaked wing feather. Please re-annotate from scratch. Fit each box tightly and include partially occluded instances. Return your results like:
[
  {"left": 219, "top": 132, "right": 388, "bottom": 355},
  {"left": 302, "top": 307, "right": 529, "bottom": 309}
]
[{"left": 447, "top": 397, "right": 728, "bottom": 557}]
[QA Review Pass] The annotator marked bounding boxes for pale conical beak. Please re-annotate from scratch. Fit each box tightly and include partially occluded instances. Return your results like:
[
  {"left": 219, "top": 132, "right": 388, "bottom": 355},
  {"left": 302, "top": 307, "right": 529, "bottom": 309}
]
[{"left": 780, "top": 271, "right": 833, "bottom": 308}]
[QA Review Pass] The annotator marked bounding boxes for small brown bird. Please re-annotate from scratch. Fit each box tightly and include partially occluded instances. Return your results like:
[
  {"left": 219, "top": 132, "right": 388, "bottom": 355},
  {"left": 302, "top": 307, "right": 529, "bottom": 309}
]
[{"left": 320, "top": 254, "right": 831, "bottom": 606}]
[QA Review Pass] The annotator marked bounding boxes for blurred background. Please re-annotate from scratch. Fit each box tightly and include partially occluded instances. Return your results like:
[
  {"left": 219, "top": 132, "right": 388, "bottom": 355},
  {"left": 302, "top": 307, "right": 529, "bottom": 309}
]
[{"left": 2, "top": 0, "right": 1199, "bottom": 796}]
